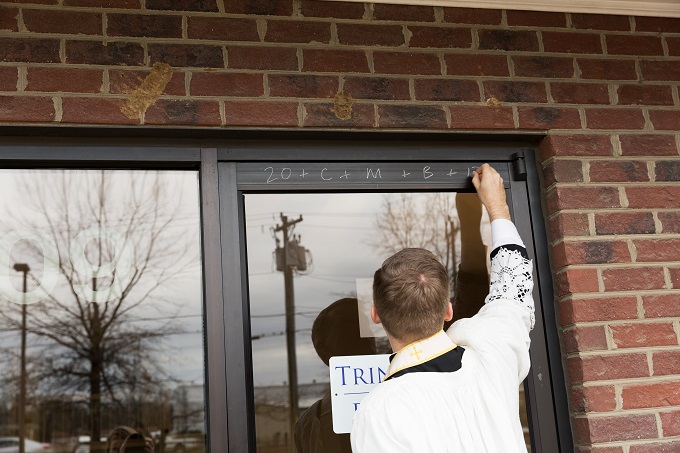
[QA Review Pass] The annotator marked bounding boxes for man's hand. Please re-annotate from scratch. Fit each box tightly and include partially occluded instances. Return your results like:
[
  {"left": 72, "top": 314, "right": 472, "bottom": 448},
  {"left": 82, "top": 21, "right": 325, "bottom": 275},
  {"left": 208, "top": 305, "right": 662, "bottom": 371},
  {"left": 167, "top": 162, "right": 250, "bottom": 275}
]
[{"left": 471, "top": 163, "right": 511, "bottom": 222}]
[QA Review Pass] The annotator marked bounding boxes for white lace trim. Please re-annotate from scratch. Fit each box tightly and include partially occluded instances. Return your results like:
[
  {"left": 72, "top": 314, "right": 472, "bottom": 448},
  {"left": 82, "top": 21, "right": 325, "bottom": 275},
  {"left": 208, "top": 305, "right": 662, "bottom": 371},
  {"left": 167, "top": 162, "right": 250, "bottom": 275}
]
[{"left": 487, "top": 247, "right": 535, "bottom": 330}]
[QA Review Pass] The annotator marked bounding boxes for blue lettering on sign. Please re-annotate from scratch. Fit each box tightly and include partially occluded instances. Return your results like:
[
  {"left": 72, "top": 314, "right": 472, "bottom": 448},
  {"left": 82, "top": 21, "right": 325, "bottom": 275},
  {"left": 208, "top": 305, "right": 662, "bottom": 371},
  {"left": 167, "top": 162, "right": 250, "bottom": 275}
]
[
  {"left": 336, "top": 365, "right": 388, "bottom": 386},
  {"left": 354, "top": 367, "right": 369, "bottom": 385},
  {"left": 353, "top": 402, "right": 361, "bottom": 411},
  {"left": 335, "top": 365, "right": 351, "bottom": 385}
]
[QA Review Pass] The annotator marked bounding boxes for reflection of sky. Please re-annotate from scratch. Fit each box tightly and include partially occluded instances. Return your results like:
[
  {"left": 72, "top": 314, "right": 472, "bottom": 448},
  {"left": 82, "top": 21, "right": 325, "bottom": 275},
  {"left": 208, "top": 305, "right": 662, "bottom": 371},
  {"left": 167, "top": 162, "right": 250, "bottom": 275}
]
[{"left": 0, "top": 170, "right": 205, "bottom": 391}]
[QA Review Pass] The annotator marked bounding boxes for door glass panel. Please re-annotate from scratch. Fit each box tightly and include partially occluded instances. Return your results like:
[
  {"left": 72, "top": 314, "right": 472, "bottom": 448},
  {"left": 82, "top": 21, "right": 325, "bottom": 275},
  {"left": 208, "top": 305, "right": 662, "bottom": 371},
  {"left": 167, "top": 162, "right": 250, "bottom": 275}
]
[
  {"left": 0, "top": 170, "right": 206, "bottom": 453},
  {"left": 245, "top": 192, "right": 531, "bottom": 453}
]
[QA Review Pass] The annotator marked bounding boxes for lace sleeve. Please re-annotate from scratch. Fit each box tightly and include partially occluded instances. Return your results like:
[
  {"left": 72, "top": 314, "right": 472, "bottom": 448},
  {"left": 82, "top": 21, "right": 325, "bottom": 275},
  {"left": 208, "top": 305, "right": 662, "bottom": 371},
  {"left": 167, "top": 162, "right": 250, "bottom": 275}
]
[{"left": 486, "top": 244, "right": 535, "bottom": 330}]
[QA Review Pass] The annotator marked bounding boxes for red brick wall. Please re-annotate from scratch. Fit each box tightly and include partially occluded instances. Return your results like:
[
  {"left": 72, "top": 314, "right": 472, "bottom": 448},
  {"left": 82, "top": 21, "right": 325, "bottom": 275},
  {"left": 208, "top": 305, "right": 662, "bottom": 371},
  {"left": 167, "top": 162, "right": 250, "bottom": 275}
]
[{"left": 1, "top": 0, "right": 680, "bottom": 450}]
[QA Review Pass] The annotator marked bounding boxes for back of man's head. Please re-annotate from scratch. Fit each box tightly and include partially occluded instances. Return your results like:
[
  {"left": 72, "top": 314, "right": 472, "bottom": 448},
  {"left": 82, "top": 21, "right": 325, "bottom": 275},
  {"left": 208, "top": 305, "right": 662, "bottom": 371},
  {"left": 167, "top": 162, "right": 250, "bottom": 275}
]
[{"left": 373, "top": 248, "right": 450, "bottom": 344}]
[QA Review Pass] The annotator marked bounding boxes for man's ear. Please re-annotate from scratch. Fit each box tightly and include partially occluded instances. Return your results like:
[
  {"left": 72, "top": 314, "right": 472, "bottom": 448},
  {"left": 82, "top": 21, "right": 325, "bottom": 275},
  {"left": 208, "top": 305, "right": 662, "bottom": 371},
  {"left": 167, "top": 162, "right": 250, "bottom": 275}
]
[
  {"left": 444, "top": 301, "right": 453, "bottom": 322},
  {"left": 370, "top": 305, "right": 381, "bottom": 325}
]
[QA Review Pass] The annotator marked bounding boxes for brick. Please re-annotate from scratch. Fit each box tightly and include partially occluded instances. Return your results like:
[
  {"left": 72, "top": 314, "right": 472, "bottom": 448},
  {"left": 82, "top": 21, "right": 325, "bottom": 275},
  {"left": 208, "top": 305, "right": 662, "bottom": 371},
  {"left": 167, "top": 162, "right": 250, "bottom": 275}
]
[
  {"left": 551, "top": 82, "right": 610, "bottom": 104},
  {"left": 0, "top": 67, "right": 18, "bottom": 91},
  {"left": 224, "top": 101, "right": 298, "bottom": 126},
  {"left": 0, "top": 7, "right": 18, "bottom": 31},
  {"left": 636, "top": 16, "right": 680, "bottom": 33},
  {"left": 478, "top": 29, "right": 538, "bottom": 51},
  {"left": 630, "top": 441, "right": 680, "bottom": 453},
  {"left": 269, "top": 74, "right": 337, "bottom": 98},
  {"left": 483, "top": 81, "right": 547, "bottom": 103},
  {"left": 539, "top": 134, "right": 613, "bottom": 160},
  {"left": 586, "top": 108, "right": 645, "bottom": 130},
  {"left": 228, "top": 46, "right": 298, "bottom": 71},
  {"left": 110, "top": 68, "right": 185, "bottom": 96},
  {"left": 61, "top": 97, "right": 137, "bottom": 124},
  {"left": 641, "top": 61, "right": 680, "bottom": 82},
  {"left": 635, "top": 239, "right": 680, "bottom": 262},
  {"left": 408, "top": 26, "right": 471, "bottom": 49},
  {"left": 67, "top": 40, "right": 143, "bottom": 66},
  {"left": 607, "top": 35, "right": 664, "bottom": 56},
  {"left": 574, "top": 414, "right": 657, "bottom": 443},
  {"left": 543, "top": 32, "right": 602, "bottom": 54},
  {"left": 543, "top": 159, "right": 583, "bottom": 187},
  {"left": 577, "top": 447, "right": 624, "bottom": 453},
  {"left": 571, "top": 13, "right": 631, "bottom": 31},
  {"left": 669, "top": 267, "right": 680, "bottom": 288},
  {"left": 589, "top": 160, "right": 649, "bottom": 183},
  {"left": 663, "top": 38, "right": 680, "bottom": 56},
  {"left": 373, "top": 52, "right": 441, "bottom": 75},
  {"left": 659, "top": 212, "right": 680, "bottom": 233},
  {"left": 449, "top": 105, "right": 514, "bottom": 129},
  {"left": 26, "top": 67, "right": 103, "bottom": 93},
  {"left": 617, "top": 85, "right": 674, "bottom": 106},
  {"left": 577, "top": 59, "right": 638, "bottom": 81},
  {"left": 622, "top": 381, "right": 680, "bottom": 409},
  {"left": 303, "top": 49, "right": 368, "bottom": 73},
  {"left": 620, "top": 134, "right": 677, "bottom": 156},
  {"left": 553, "top": 240, "right": 630, "bottom": 268},
  {"left": 656, "top": 161, "right": 680, "bottom": 181},
  {"left": 187, "top": 17, "right": 258, "bottom": 42},
  {"left": 108, "top": 13, "right": 181, "bottom": 38},
  {"left": 550, "top": 212, "right": 590, "bottom": 239},
  {"left": 560, "top": 296, "right": 638, "bottom": 325},
  {"left": 0, "top": 38, "right": 60, "bottom": 63},
  {"left": 344, "top": 77, "right": 409, "bottom": 100},
  {"left": 595, "top": 212, "right": 655, "bottom": 235},
  {"left": 564, "top": 325, "right": 608, "bottom": 353},
  {"left": 571, "top": 385, "right": 617, "bottom": 412},
  {"left": 64, "top": 0, "right": 139, "bottom": 6},
  {"left": 649, "top": 110, "right": 680, "bottom": 131},
  {"left": 303, "top": 102, "right": 374, "bottom": 128},
  {"left": 149, "top": 44, "right": 223, "bottom": 68},
  {"left": 612, "top": 323, "right": 678, "bottom": 349},
  {"left": 265, "top": 20, "right": 331, "bottom": 44},
  {"left": 661, "top": 411, "right": 680, "bottom": 436},
  {"left": 627, "top": 186, "right": 680, "bottom": 208},
  {"left": 444, "top": 54, "right": 509, "bottom": 76},
  {"left": 0, "top": 96, "right": 54, "bottom": 122},
  {"left": 602, "top": 267, "right": 666, "bottom": 291},
  {"left": 414, "top": 79, "right": 479, "bottom": 102},
  {"left": 569, "top": 354, "right": 649, "bottom": 383},
  {"left": 147, "top": 0, "right": 218, "bottom": 12},
  {"left": 506, "top": 10, "right": 566, "bottom": 27},
  {"left": 513, "top": 56, "right": 574, "bottom": 78},
  {"left": 643, "top": 295, "right": 680, "bottom": 319},
  {"left": 654, "top": 349, "right": 680, "bottom": 377},
  {"left": 337, "top": 23, "right": 404, "bottom": 47},
  {"left": 547, "top": 186, "right": 620, "bottom": 211},
  {"left": 378, "top": 105, "right": 447, "bottom": 129},
  {"left": 23, "top": 9, "right": 101, "bottom": 35},
  {"left": 373, "top": 4, "right": 435, "bottom": 22},
  {"left": 517, "top": 107, "right": 581, "bottom": 130},
  {"left": 191, "top": 73, "right": 263, "bottom": 97},
  {"left": 301, "top": 0, "right": 363, "bottom": 19},
  {"left": 555, "top": 268, "right": 600, "bottom": 296},
  {"left": 144, "top": 99, "right": 220, "bottom": 126},
  {"left": 443, "top": 7, "right": 501, "bottom": 25}
]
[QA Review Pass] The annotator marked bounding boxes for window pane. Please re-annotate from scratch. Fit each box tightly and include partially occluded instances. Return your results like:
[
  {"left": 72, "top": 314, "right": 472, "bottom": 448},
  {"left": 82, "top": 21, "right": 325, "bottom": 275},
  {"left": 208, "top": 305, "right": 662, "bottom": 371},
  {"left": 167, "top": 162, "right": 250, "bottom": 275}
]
[
  {"left": 0, "top": 170, "right": 206, "bottom": 453},
  {"left": 245, "top": 192, "right": 531, "bottom": 453}
]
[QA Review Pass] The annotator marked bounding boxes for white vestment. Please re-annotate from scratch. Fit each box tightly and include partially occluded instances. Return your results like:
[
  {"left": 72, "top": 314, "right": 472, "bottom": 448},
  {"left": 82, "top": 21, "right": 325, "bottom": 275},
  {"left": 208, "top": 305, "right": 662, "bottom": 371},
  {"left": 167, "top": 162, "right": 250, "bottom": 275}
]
[{"left": 351, "top": 219, "right": 534, "bottom": 453}]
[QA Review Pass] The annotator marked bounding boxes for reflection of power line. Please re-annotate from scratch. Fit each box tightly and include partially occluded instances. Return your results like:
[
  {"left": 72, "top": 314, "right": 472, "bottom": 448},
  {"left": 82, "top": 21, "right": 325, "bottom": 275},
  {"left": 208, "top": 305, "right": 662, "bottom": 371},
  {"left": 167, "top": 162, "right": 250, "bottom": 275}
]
[
  {"left": 305, "top": 275, "right": 356, "bottom": 283},
  {"left": 251, "top": 329, "right": 312, "bottom": 340},
  {"left": 251, "top": 311, "right": 317, "bottom": 319}
]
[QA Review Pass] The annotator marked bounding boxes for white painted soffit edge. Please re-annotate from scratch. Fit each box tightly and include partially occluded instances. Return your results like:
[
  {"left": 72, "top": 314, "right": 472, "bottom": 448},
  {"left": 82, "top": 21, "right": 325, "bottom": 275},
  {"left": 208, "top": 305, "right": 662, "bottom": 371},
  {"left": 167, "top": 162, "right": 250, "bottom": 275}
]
[{"left": 321, "top": 0, "right": 680, "bottom": 19}]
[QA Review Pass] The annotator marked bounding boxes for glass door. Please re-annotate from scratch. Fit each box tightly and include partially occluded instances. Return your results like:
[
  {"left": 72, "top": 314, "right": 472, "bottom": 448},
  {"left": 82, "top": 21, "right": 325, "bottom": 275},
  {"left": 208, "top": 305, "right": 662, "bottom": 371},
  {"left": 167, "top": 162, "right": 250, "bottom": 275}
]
[{"left": 243, "top": 191, "right": 533, "bottom": 453}]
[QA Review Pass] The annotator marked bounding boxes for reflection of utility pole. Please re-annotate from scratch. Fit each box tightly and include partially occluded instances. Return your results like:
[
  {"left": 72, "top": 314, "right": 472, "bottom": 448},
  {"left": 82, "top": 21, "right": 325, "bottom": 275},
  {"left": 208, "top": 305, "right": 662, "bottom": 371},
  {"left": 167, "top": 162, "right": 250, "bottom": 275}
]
[
  {"left": 447, "top": 216, "right": 458, "bottom": 290},
  {"left": 13, "top": 263, "right": 30, "bottom": 453},
  {"left": 273, "top": 213, "right": 305, "bottom": 441}
]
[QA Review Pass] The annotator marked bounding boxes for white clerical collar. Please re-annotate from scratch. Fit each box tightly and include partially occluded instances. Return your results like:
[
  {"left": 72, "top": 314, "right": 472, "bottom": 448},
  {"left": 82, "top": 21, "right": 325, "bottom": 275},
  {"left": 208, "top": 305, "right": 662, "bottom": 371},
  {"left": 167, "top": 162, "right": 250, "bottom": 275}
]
[{"left": 386, "top": 330, "right": 458, "bottom": 379}]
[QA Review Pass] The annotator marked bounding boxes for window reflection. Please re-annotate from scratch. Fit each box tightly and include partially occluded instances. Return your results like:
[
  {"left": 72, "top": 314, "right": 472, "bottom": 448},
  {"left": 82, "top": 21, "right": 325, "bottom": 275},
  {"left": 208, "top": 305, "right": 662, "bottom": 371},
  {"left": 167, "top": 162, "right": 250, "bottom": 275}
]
[
  {"left": 0, "top": 170, "right": 205, "bottom": 453},
  {"left": 246, "top": 192, "right": 531, "bottom": 452}
]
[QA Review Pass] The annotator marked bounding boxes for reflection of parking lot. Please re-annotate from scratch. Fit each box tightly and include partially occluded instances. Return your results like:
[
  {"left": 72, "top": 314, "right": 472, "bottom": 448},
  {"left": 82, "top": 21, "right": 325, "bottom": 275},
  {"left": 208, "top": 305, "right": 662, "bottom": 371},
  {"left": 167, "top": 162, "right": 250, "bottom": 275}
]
[{"left": 0, "top": 437, "right": 52, "bottom": 453}]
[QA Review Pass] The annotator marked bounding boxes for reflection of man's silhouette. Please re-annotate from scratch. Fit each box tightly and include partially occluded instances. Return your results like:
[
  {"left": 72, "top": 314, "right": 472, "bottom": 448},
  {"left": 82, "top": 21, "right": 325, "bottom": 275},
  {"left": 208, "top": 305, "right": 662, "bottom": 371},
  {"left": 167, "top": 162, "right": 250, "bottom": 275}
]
[
  {"left": 294, "top": 298, "right": 376, "bottom": 453},
  {"left": 445, "top": 193, "right": 490, "bottom": 330},
  {"left": 106, "top": 426, "right": 154, "bottom": 453}
]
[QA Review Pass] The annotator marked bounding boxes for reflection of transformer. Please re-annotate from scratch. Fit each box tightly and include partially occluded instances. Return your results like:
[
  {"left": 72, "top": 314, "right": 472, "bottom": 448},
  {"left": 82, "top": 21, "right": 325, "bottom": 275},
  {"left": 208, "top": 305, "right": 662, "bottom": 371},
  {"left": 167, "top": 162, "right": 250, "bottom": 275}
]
[{"left": 275, "top": 238, "right": 309, "bottom": 272}]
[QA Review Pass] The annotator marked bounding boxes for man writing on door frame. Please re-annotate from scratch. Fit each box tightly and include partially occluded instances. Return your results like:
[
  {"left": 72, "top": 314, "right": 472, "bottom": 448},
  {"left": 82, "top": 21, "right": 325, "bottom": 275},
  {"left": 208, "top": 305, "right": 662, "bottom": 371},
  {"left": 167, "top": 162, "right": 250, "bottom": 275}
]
[{"left": 351, "top": 163, "right": 534, "bottom": 453}]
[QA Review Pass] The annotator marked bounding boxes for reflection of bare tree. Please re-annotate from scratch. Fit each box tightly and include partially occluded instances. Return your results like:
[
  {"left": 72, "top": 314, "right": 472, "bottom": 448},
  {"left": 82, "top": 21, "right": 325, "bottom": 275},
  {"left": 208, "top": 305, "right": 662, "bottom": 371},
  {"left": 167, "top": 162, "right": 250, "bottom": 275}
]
[
  {"left": 0, "top": 171, "right": 197, "bottom": 446},
  {"left": 371, "top": 194, "right": 460, "bottom": 290}
]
